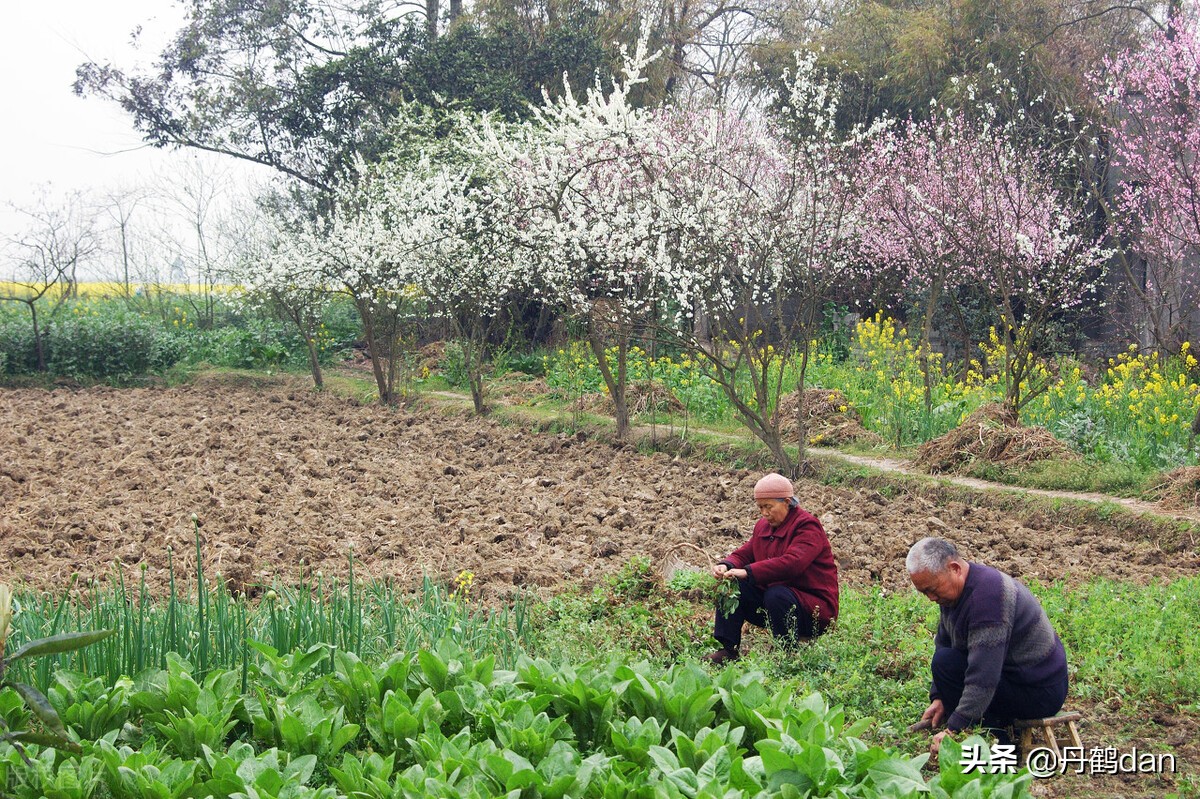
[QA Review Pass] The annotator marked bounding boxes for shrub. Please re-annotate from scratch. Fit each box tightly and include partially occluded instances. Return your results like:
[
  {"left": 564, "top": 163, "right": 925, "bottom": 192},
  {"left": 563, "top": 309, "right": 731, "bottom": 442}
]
[
  {"left": 45, "top": 311, "right": 181, "bottom": 380},
  {"left": 0, "top": 319, "right": 38, "bottom": 375}
]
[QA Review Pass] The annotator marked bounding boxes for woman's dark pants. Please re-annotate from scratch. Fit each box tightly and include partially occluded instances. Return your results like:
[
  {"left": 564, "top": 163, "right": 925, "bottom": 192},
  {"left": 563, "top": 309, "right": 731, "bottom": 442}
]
[{"left": 713, "top": 580, "right": 829, "bottom": 650}]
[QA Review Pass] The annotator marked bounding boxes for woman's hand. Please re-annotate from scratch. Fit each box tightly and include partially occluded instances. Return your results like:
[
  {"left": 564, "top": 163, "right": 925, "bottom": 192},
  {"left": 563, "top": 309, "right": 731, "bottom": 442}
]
[
  {"left": 713, "top": 565, "right": 747, "bottom": 580},
  {"left": 711, "top": 563, "right": 728, "bottom": 579}
]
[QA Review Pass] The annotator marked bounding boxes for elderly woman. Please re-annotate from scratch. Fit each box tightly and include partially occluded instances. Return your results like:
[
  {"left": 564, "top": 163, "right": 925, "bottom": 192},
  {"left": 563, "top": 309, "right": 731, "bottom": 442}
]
[{"left": 705, "top": 472, "right": 839, "bottom": 664}]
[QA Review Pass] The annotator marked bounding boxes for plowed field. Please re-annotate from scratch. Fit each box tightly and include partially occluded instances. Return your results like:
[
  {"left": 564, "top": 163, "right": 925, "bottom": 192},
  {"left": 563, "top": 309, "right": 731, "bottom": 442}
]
[{"left": 2, "top": 380, "right": 1194, "bottom": 598}]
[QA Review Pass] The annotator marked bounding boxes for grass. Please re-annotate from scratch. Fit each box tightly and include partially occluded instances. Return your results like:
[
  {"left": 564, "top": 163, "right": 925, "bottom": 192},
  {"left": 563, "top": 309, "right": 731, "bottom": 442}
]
[{"left": 964, "top": 459, "right": 1154, "bottom": 496}]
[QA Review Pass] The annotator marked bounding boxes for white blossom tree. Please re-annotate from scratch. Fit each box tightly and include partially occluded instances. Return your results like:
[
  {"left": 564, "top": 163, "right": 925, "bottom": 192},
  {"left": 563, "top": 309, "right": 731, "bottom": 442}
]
[
  {"left": 235, "top": 209, "right": 333, "bottom": 389},
  {"left": 303, "top": 167, "right": 422, "bottom": 405},
  {"left": 656, "top": 54, "right": 876, "bottom": 473},
  {"left": 383, "top": 155, "right": 532, "bottom": 415},
  {"left": 474, "top": 40, "right": 684, "bottom": 438}
]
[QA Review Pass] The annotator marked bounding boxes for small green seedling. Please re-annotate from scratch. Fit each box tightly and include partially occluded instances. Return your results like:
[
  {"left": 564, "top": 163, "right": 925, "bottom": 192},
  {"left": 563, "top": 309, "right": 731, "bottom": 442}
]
[
  {"left": 711, "top": 578, "right": 739, "bottom": 617},
  {"left": 666, "top": 562, "right": 740, "bottom": 618}
]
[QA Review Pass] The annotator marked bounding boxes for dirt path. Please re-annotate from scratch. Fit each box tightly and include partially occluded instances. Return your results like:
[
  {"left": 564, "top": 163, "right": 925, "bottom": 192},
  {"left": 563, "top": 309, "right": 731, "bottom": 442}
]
[{"left": 805, "top": 448, "right": 1200, "bottom": 525}]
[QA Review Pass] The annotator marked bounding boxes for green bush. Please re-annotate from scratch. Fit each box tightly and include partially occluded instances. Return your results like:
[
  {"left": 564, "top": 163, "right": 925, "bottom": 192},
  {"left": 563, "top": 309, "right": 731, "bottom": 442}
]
[
  {"left": 0, "top": 307, "right": 184, "bottom": 381},
  {"left": 0, "top": 318, "right": 38, "bottom": 375},
  {"left": 45, "top": 311, "right": 182, "bottom": 380},
  {"left": 0, "top": 295, "right": 362, "bottom": 382},
  {"left": 174, "top": 314, "right": 358, "bottom": 372}
]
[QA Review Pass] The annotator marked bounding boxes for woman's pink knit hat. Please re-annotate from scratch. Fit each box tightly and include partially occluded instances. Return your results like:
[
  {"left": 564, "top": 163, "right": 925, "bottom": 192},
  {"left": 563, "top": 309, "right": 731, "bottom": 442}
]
[{"left": 754, "top": 472, "right": 794, "bottom": 499}]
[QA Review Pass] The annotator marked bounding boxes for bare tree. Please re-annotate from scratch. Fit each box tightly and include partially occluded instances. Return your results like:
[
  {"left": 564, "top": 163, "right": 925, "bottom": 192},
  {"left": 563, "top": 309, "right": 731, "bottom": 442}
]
[
  {"left": 99, "top": 185, "right": 149, "bottom": 299},
  {"left": 652, "top": 0, "right": 820, "bottom": 105},
  {"left": 2, "top": 191, "right": 100, "bottom": 371},
  {"left": 146, "top": 156, "right": 252, "bottom": 327}
]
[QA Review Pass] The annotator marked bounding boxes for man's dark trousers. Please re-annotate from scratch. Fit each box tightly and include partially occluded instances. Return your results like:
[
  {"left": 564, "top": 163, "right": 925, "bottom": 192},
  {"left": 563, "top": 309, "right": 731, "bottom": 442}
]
[{"left": 932, "top": 647, "right": 1068, "bottom": 727}]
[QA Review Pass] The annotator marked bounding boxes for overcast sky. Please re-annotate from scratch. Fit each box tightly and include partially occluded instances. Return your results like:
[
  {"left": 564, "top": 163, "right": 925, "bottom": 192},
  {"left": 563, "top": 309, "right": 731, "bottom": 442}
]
[
  {"left": 1, "top": 1, "right": 279, "bottom": 281},
  {"left": 2, "top": 1, "right": 202, "bottom": 235}
]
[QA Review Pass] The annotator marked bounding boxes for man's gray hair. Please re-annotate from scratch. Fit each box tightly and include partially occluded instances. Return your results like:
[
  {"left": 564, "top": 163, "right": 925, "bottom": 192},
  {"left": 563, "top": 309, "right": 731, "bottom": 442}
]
[{"left": 906, "top": 537, "right": 960, "bottom": 574}]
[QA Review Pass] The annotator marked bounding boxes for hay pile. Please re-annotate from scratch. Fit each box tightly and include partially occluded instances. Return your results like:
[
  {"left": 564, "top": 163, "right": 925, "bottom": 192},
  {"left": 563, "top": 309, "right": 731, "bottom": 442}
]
[
  {"left": 586, "top": 379, "right": 687, "bottom": 416},
  {"left": 1148, "top": 466, "right": 1200, "bottom": 509},
  {"left": 495, "top": 374, "right": 551, "bottom": 403},
  {"left": 417, "top": 341, "right": 447, "bottom": 373},
  {"left": 776, "top": 389, "right": 884, "bottom": 446},
  {"left": 915, "top": 403, "right": 1078, "bottom": 474}
]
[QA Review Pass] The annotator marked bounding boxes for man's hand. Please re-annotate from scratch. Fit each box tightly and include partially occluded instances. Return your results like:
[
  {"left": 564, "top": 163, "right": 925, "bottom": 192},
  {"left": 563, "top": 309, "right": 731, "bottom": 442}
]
[
  {"left": 930, "top": 729, "right": 951, "bottom": 757},
  {"left": 921, "top": 699, "right": 946, "bottom": 728}
]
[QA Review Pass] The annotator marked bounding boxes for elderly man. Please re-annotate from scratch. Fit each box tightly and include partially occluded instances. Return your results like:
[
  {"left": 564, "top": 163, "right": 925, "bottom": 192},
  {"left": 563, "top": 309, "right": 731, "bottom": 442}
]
[
  {"left": 907, "top": 537, "right": 1068, "bottom": 755},
  {"left": 705, "top": 472, "right": 839, "bottom": 665}
]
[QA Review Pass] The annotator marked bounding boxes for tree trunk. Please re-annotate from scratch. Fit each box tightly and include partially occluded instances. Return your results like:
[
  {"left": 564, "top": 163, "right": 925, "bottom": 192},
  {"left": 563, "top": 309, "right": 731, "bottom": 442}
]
[
  {"left": 356, "top": 297, "right": 392, "bottom": 404},
  {"left": 766, "top": 432, "right": 795, "bottom": 478},
  {"left": 286, "top": 304, "right": 324, "bottom": 390},
  {"left": 304, "top": 334, "right": 324, "bottom": 390},
  {"left": 28, "top": 300, "right": 46, "bottom": 372},
  {"left": 793, "top": 346, "right": 812, "bottom": 469},
  {"left": 705, "top": 353, "right": 796, "bottom": 476},
  {"left": 469, "top": 371, "right": 486, "bottom": 415},
  {"left": 588, "top": 326, "right": 630, "bottom": 439},
  {"left": 692, "top": 301, "right": 712, "bottom": 355},
  {"left": 661, "top": 0, "right": 690, "bottom": 100},
  {"left": 120, "top": 226, "right": 132, "bottom": 299},
  {"left": 920, "top": 278, "right": 943, "bottom": 427},
  {"left": 384, "top": 323, "right": 399, "bottom": 404},
  {"left": 426, "top": 0, "right": 439, "bottom": 40},
  {"left": 463, "top": 336, "right": 488, "bottom": 415}
]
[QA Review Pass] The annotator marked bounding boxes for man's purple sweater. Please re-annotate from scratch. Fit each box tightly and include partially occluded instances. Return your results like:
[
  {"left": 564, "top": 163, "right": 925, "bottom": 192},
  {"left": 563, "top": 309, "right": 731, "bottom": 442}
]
[{"left": 932, "top": 562, "right": 1068, "bottom": 731}]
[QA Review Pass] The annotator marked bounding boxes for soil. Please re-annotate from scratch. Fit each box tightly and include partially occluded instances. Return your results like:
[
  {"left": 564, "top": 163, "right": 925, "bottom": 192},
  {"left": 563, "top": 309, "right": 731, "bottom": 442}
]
[{"left": 2, "top": 380, "right": 1196, "bottom": 600}]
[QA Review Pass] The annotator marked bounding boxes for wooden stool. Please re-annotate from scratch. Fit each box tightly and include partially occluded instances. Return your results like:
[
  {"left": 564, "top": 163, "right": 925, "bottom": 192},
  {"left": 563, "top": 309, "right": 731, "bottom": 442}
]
[{"left": 1012, "top": 711, "right": 1084, "bottom": 761}]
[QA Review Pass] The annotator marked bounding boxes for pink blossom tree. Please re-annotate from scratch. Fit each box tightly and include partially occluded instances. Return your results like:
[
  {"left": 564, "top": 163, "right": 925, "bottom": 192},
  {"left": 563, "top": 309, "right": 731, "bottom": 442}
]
[
  {"left": 858, "top": 120, "right": 973, "bottom": 420},
  {"left": 866, "top": 107, "right": 1109, "bottom": 413},
  {"left": 1097, "top": 21, "right": 1200, "bottom": 353}
]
